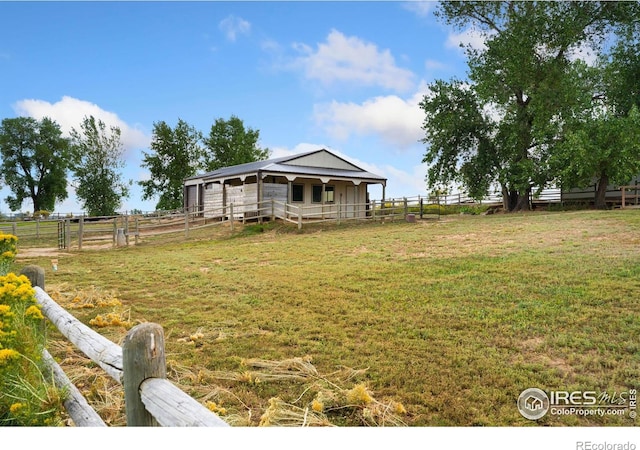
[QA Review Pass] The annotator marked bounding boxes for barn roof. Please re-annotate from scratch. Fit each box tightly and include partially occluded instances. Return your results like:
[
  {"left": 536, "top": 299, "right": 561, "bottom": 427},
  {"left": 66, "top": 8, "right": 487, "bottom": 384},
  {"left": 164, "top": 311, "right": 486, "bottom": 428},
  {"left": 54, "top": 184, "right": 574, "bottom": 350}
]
[{"left": 185, "top": 149, "right": 387, "bottom": 185}]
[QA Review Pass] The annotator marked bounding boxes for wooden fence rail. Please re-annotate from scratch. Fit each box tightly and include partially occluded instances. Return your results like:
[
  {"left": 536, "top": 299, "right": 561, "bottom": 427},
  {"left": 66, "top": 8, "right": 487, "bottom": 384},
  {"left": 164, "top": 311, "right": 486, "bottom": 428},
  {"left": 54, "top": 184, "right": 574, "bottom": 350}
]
[
  {"left": 2, "top": 196, "right": 448, "bottom": 249},
  {"left": 26, "top": 268, "right": 228, "bottom": 427},
  {"left": 621, "top": 185, "right": 640, "bottom": 209}
]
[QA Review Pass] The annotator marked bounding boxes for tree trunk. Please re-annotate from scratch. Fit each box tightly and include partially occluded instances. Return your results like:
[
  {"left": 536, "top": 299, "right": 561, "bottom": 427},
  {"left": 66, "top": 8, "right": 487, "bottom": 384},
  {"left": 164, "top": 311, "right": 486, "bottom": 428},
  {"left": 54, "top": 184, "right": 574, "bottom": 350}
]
[
  {"left": 502, "top": 187, "right": 530, "bottom": 212},
  {"left": 512, "top": 189, "right": 531, "bottom": 212},
  {"left": 594, "top": 172, "right": 609, "bottom": 210}
]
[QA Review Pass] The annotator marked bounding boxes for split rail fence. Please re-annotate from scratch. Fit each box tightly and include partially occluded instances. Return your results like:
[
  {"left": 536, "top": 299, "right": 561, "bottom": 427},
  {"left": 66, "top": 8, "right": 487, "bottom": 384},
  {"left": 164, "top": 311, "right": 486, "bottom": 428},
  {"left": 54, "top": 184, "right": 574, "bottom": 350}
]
[
  {"left": 1, "top": 196, "right": 445, "bottom": 250},
  {"left": 22, "top": 266, "right": 229, "bottom": 427},
  {"left": 3, "top": 186, "right": 638, "bottom": 251}
]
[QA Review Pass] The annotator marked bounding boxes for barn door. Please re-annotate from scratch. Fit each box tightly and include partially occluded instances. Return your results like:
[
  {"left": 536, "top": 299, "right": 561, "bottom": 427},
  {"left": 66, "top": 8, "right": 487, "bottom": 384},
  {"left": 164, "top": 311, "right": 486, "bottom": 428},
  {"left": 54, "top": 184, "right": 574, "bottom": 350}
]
[{"left": 186, "top": 185, "right": 198, "bottom": 213}]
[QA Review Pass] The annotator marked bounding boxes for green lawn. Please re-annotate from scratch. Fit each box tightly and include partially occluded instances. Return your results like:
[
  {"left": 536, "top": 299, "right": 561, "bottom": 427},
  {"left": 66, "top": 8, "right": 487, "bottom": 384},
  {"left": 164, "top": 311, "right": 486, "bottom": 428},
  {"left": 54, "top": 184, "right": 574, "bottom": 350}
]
[{"left": 15, "top": 210, "right": 640, "bottom": 426}]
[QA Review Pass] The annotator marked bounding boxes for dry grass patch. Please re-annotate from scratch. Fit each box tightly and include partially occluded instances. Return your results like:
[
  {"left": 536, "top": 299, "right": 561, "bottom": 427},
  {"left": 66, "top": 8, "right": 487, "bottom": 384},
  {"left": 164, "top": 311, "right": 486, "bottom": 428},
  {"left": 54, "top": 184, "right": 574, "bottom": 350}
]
[{"left": 16, "top": 210, "right": 640, "bottom": 426}]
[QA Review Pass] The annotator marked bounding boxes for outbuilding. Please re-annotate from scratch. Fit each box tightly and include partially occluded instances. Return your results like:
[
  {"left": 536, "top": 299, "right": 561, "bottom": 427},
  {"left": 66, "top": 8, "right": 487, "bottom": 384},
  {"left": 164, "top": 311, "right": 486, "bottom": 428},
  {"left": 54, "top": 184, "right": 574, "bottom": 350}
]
[{"left": 183, "top": 149, "right": 387, "bottom": 220}]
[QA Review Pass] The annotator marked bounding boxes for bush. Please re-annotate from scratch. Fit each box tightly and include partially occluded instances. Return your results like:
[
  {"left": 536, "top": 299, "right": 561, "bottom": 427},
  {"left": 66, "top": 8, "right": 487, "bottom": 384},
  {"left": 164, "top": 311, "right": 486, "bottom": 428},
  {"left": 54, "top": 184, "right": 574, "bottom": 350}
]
[
  {"left": 0, "top": 233, "right": 17, "bottom": 275},
  {"left": 33, "top": 210, "right": 51, "bottom": 219},
  {"left": 0, "top": 235, "right": 65, "bottom": 425}
]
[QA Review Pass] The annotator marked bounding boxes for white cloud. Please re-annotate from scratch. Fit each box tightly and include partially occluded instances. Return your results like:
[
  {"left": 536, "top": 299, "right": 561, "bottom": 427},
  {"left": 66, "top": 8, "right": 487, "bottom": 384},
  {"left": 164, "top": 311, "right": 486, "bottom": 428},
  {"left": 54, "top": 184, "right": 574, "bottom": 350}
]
[
  {"left": 566, "top": 42, "right": 599, "bottom": 66},
  {"left": 269, "top": 143, "right": 325, "bottom": 159},
  {"left": 446, "top": 28, "right": 492, "bottom": 53},
  {"left": 219, "top": 15, "right": 251, "bottom": 42},
  {"left": 12, "top": 96, "right": 150, "bottom": 156},
  {"left": 292, "top": 29, "right": 415, "bottom": 93},
  {"left": 314, "top": 85, "right": 427, "bottom": 149},
  {"left": 267, "top": 143, "right": 428, "bottom": 199},
  {"left": 402, "top": 1, "right": 437, "bottom": 18}
]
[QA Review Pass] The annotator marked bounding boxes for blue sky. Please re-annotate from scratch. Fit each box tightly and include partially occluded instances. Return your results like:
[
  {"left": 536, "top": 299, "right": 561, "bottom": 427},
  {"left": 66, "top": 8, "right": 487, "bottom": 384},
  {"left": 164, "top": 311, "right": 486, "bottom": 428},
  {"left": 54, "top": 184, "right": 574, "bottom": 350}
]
[{"left": 0, "top": 1, "right": 483, "bottom": 214}]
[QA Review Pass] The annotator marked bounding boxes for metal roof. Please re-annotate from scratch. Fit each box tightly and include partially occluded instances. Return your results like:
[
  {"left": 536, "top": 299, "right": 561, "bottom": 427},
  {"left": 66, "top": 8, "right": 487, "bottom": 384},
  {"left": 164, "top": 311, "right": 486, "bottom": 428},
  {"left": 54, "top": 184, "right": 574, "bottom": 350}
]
[{"left": 185, "top": 149, "right": 386, "bottom": 184}]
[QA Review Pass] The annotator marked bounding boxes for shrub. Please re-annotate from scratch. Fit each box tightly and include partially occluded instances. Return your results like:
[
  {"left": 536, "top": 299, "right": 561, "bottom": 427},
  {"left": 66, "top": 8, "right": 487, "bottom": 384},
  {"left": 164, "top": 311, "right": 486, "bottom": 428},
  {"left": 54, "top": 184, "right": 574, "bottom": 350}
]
[
  {"left": 0, "top": 236, "right": 65, "bottom": 425},
  {"left": 33, "top": 210, "right": 51, "bottom": 220},
  {"left": 0, "top": 233, "right": 18, "bottom": 276}
]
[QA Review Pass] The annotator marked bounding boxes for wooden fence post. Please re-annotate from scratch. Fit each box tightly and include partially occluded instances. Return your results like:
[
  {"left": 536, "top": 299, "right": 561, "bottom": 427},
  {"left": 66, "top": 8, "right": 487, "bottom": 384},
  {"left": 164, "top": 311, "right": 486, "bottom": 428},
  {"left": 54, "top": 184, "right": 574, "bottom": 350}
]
[
  {"left": 185, "top": 209, "right": 190, "bottom": 238},
  {"left": 122, "top": 323, "right": 166, "bottom": 426},
  {"left": 78, "top": 217, "right": 84, "bottom": 250},
  {"left": 12, "top": 222, "right": 17, "bottom": 236},
  {"left": 298, "top": 205, "right": 302, "bottom": 230},
  {"left": 65, "top": 219, "right": 71, "bottom": 250},
  {"left": 271, "top": 198, "right": 275, "bottom": 222},
  {"left": 21, "top": 265, "right": 45, "bottom": 290},
  {"left": 229, "top": 203, "right": 235, "bottom": 232},
  {"left": 125, "top": 213, "right": 130, "bottom": 246}
]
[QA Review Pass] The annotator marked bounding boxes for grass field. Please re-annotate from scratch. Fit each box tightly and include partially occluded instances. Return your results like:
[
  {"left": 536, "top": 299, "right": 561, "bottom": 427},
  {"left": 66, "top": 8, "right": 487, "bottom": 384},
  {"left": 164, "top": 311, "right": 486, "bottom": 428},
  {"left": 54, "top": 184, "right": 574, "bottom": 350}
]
[{"left": 13, "top": 209, "right": 640, "bottom": 426}]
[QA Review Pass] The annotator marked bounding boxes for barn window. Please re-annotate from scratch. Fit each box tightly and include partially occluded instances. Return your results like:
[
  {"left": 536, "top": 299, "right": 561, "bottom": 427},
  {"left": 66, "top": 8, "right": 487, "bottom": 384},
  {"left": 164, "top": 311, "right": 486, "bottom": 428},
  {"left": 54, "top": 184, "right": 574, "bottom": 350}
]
[
  {"left": 312, "top": 185, "right": 322, "bottom": 203},
  {"left": 325, "top": 185, "right": 335, "bottom": 203},
  {"left": 312, "top": 185, "right": 335, "bottom": 203},
  {"left": 292, "top": 184, "right": 304, "bottom": 202}
]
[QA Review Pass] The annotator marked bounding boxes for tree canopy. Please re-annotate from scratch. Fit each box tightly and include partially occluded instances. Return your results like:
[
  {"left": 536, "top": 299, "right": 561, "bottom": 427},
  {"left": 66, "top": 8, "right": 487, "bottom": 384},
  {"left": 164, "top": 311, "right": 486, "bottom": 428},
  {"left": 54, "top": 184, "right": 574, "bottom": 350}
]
[
  {"left": 551, "top": 32, "right": 640, "bottom": 209},
  {"left": 69, "top": 116, "right": 131, "bottom": 216},
  {"left": 139, "top": 119, "right": 204, "bottom": 211},
  {"left": 0, "top": 116, "right": 71, "bottom": 212},
  {"left": 202, "top": 116, "right": 269, "bottom": 171},
  {"left": 421, "top": 1, "right": 640, "bottom": 211}
]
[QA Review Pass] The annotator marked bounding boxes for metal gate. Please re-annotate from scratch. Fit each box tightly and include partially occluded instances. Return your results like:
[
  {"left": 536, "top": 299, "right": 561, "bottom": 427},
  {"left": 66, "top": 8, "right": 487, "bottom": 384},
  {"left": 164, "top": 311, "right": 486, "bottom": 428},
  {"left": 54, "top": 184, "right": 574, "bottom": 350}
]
[{"left": 58, "top": 220, "right": 66, "bottom": 249}]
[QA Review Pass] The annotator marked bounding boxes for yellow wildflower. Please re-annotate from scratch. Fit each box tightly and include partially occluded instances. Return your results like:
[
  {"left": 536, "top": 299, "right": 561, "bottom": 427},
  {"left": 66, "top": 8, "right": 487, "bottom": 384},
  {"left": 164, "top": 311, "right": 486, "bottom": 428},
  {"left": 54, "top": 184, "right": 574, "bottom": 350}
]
[
  {"left": 25, "top": 305, "right": 44, "bottom": 320},
  {"left": 205, "top": 401, "right": 227, "bottom": 415},
  {"left": 14, "top": 284, "right": 35, "bottom": 302},
  {"left": 238, "top": 371, "right": 254, "bottom": 383},
  {"left": 392, "top": 401, "right": 407, "bottom": 415},
  {"left": 346, "top": 383, "right": 374, "bottom": 405},
  {"left": 0, "top": 348, "right": 20, "bottom": 365},
  {"left": 0, "top": 233, "right": 18, "bottom": 243},
  {"left": 311, "top": 399, "right": 324, "bottom": 412},
  {"left": 10, "top": 403, "right": 25, "bottom": 414}
]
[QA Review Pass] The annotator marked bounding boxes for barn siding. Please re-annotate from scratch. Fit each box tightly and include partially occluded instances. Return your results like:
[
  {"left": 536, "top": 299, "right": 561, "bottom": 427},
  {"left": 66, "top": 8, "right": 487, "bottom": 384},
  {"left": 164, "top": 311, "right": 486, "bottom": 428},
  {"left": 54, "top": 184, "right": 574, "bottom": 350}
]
[
  {"left": 198, "top": 179, "right": 371, "bottom": 220},
  {"left": 263, "top": 183, "right": 288, "bottom": 202},
  {"left": 203, "top": 183, "right": 223, "bottom": 218},
  {"left": 562, "top": 174, "right": 640, "bottom": 203}
]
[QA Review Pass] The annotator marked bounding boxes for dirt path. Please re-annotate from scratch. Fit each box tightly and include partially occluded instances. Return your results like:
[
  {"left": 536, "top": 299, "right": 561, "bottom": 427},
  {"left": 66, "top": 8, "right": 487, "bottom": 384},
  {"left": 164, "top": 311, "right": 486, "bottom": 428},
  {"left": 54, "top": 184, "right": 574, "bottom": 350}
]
[{"left": 17, "top": 247, "right": 74, "bottom": 259}]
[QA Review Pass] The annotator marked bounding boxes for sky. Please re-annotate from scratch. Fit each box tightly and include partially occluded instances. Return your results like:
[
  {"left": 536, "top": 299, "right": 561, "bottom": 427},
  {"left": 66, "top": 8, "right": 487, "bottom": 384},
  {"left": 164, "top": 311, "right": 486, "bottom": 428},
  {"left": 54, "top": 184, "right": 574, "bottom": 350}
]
[{"left": 0, "top": 0, "right": 485, "bottom": 215}]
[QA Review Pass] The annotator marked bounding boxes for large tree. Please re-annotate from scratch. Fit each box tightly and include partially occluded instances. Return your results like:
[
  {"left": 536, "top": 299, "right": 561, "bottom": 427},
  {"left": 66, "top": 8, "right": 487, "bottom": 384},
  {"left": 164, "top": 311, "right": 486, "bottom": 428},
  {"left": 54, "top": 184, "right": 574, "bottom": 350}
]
[
  {"left": 552, "top": 33, "right": 640, "bottom": 209},
  {"left": 202, "top": 115, "right": 269, "bottom": 171},
  {"left": 69, "top": 116, "right": 131, "bottom": 216},
  {"left": 139, "top": 119, "right": 203, "bottom": 211},
  {"left": 420, "top": 80, "right": 500, "bottom": 201},
  {"left": 0, "top": 116, "right": 71, "bottom": 212},
  {"left": 422, "top": 1, "right": 638, "bottom": 211},
  {"left": 552, "top": 107, "right": 640, "bottom": 209}
]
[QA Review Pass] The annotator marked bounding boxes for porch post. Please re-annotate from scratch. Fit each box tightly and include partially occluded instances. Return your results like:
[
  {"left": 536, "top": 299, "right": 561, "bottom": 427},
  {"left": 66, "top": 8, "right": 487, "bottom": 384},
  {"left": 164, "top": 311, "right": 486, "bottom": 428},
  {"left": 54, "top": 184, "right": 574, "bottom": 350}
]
[
  {"left": 257, "top": 171, "right": 262, "bottom": 224},
  {"left": 222, "top": 182, "right": 227, "bottom": 219},
  {"left": 322, "top": 183, "right": 326, "bottom": 219}
]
